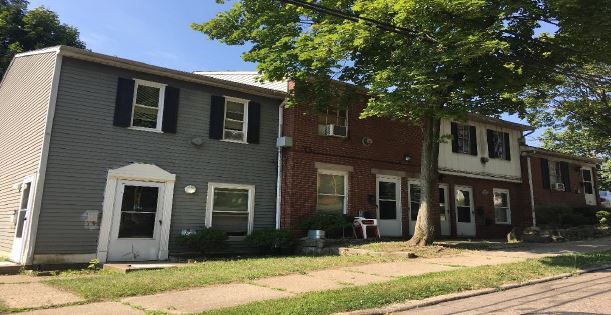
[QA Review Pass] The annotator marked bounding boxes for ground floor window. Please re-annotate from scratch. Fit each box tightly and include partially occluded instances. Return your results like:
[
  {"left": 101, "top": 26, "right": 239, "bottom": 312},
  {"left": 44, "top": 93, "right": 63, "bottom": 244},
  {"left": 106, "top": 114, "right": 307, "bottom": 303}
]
[
  {"left": 317, "top": 170, "right": 347, "bottom": 213},
  {"left": 493, "top": 188, "right": 511, "bottom": 224},
  {"left": 206, "top": 183, "right": 255, "bottom": 237}
]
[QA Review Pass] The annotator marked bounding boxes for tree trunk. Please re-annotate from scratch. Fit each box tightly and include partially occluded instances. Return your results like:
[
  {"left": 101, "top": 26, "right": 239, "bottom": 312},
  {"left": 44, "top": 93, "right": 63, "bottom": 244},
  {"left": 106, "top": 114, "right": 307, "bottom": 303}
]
[{"left": 408, "top": 113, "right": 441, "bottom": 246}]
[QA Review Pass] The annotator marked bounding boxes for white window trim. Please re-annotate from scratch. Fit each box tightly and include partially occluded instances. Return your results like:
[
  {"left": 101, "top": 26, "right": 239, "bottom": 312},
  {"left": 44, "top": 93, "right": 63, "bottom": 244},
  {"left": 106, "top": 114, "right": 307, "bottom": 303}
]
[
  {"left": 205, "top": 182, "right": 255, "bottom": 239},
  {"left": 129, "top": 79, "right": 167, "bottom": 133},
  {"left": 316, "top": 169, "right": 348, "bottom": 214},
  {"left": 493, "top": 188, "right": 511, "bottom": 224},
  {"left": 222, "top": 96, "right": 250, "bottom": 144}
]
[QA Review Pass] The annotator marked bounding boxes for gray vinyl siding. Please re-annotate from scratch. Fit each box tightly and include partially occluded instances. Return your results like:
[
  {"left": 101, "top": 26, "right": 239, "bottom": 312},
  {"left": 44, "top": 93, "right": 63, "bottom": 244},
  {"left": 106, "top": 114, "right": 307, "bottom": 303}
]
[
  {"left": 0, "top": 52, "right": 56, "bottom": 254},
  {"left": 35, "top": 58, "right": 281, "bottom": 255}
]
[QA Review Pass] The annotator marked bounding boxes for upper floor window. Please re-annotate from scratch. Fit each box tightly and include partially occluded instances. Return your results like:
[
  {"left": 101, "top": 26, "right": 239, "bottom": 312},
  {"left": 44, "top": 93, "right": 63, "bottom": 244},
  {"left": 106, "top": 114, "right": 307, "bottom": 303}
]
[
  {"left": 318, "top": 108, "right": 348, "bottom": 137},
  {"left": 542, "top": 159, "right": 570, "bottom": 192},
  {"left": 317, "top": 170, "right": 347, "bottom": 213},
  {"left": 487, "top": 130, "right": 511, "bottom": 160},
  {"left": 223, "top": 97, "right": 249, "bottom": 143},
  {"left": 131, "top": 80, "right": 166, "bottom": 131},
  {"left": 451, "top": 122, "right": 477, "bottom": 155}
]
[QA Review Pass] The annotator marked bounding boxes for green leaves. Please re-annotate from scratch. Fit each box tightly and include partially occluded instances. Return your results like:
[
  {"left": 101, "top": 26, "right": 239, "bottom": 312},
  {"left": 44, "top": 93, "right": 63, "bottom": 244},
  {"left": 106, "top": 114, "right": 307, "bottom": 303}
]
[{"left": 0, "top": 1, "right": 85, "bottom": 77}]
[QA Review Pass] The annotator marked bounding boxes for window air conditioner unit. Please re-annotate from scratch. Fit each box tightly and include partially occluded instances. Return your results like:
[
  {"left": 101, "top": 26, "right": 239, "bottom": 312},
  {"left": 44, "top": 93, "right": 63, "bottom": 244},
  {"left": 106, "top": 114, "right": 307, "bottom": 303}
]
[
  {"left": 553, "top": 182, "right": 565, "bottom": 191},
  {"left": 321, "top": 124, "right": 347, "bottom": 137}
]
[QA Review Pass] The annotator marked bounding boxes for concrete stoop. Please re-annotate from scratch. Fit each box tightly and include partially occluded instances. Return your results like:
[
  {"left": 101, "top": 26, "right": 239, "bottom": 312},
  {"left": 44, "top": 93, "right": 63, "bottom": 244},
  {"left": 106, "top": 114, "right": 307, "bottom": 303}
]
[{"left": 0, "top": 261, "right": 21, "bottom": 275}]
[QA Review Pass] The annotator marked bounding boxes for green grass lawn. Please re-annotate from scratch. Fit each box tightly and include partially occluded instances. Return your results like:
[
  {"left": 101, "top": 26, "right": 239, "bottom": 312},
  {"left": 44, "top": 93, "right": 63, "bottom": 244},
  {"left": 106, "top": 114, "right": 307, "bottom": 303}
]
[
  {"left": 202, "top": 251, "right": 611, "bottom": 315},
  {"left": 44, "top": 255, "right": 405, "bottom": 301}
]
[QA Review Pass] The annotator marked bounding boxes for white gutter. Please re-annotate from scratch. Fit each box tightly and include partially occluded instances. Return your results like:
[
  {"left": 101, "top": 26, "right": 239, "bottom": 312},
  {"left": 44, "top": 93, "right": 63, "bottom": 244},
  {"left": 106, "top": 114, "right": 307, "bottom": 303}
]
[
  {"left": 527, "top": 156, "right": 537, "bottom": 227},
  {"left": 275, "top": 103, "right": 285, "bottom": 229}
]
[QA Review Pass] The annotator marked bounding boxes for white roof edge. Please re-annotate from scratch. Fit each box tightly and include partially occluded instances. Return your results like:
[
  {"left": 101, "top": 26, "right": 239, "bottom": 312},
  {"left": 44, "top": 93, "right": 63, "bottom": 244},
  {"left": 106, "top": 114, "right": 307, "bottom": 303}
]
[
  {"left": 194, "top": 71, "right": 260, "bottom": 75},
  {"left": 14, "top": 46, "right": 61, "bottom": 58}
]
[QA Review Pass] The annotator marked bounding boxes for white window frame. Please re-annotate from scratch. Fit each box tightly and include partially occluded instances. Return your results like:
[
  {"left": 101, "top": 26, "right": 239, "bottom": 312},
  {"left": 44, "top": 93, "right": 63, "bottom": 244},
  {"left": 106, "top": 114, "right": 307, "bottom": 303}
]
[
  {"left": 318, "top": 108, "right": 349, "bottom": 136},
  {"left": 456, "top": 123, "right": 472, "bottom": 154},
  {"left": 129, "top": 79, "right": 166, "bottom": 133},
  {"left": 493, "top": 188, "right": 511, "bottom": 224},
  {"left": 205, "top": 182, "right": 255, "bottom": 238},
  {"left": 222, "top": 96, "right": 250, "bottom": 144},
  {"left": 316, "top": 169, "right": 348, "bottom": 214}
]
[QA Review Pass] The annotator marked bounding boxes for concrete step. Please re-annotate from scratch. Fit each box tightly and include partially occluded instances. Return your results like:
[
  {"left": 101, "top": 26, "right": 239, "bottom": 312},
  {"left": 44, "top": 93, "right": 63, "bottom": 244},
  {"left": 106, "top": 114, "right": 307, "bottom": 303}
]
[{"left": 0, "top": 261, "right": 21, "bottom": 275}]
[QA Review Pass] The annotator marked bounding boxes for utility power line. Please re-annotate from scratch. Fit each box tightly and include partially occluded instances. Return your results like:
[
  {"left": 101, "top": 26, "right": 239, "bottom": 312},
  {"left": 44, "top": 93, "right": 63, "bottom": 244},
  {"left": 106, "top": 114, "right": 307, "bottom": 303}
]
[{"left": 279, "top": 0, "right": 437, "bottom": 43}]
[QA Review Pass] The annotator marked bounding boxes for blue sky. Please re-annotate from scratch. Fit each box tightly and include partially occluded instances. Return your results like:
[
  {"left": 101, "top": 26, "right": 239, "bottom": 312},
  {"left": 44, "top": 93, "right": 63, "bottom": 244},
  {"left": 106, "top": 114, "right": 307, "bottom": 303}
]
[{"left": 29, "top": 0, "right": 542, "bottom": 145}]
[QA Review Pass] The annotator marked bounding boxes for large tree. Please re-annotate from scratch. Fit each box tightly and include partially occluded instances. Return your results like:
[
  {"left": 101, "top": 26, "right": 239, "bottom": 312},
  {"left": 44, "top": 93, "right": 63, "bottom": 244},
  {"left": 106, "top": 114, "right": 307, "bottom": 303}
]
[
  {"left": 0, "top": 0, "right": 85, "bottom": 77},
  {"left": 195, "top": 0, "right": 610, "bottom": 245}
]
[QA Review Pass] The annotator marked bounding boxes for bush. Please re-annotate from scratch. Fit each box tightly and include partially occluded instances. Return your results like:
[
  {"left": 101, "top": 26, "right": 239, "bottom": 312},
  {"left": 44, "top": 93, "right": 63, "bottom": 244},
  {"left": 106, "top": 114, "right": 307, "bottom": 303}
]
[
  {"left": 535, "top": 204, "right": 572, "bottom": 226},
  {"left": 571, "top": 206, "right": 599, "bottom": 225},
  {"left": 176, "top": 227, "right": 228, "bottom": 254},
  {"left": 246, "top": 228, "right": 296, "bottom": 254},
  {"left": 596, "top": 210, "right": 611, "bottom": 226},
  {"left": 299, "top": 212, "right": 353, "bottom": 238}
]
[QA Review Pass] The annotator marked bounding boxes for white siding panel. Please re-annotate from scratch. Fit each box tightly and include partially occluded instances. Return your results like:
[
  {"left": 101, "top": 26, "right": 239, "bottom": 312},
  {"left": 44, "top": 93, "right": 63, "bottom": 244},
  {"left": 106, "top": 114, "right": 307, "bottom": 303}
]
[{"left": 0, "top": 53, "right": 56, "bottom": 253}]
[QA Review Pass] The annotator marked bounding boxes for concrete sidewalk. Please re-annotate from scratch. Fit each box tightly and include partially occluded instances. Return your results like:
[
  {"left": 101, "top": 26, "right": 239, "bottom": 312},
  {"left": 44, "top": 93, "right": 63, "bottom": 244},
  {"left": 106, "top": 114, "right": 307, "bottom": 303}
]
[{"left": 1, "top": 237, "right": 609, "bottom": 314}]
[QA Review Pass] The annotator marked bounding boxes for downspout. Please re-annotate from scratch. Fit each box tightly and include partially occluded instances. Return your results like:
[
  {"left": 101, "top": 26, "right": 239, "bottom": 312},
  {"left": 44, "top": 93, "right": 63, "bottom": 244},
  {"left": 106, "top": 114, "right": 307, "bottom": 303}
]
[
  {"left": 527, "top": 156, "right": 536, "bottom": 227},
  {"left": 275, "top": 102, "right": 285, "bottom": 229},
  {"left": 521, "top": 129, "right": 537, "bottom": 227}
]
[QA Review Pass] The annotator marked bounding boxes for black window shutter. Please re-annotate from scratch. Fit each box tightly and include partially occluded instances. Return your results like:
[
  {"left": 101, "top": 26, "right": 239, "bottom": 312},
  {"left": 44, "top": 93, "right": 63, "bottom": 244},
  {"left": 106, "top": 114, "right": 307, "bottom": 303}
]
[
  {"left": 247, "top": 101, "right": 261, "bottom": 144},
  {"left": 469, "top": 125, "right": 478, "bottom": 155},
  {"left": 161, "top": 86, "right": 180, "bottom": 133},
  {"left": 114, "top": 78, "right": 135, "bottom": 127},
  {"left": 560, "top": 161, "right": 571, "bottom": 192},
  {"left": 541, "top": 158, "right": 550, "bottom": 189},
  {"left": 451, "top": 122, "right": 459, "bottom": 153},
  {"left": 209, "top": 95, "right": 225, "bottom": 139},
  {"left": 503, "top": 132, "right": 511, "bottom": 160},
  {"left": 486, "top": 129, "right": 495, "bottom": 158}
]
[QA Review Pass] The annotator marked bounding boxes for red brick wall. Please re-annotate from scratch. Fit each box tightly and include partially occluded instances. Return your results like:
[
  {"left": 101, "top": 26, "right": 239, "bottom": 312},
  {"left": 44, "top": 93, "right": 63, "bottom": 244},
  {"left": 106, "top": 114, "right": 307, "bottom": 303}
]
[
  {"left": 280, "top": 100, "right": 535, "bottom": 239},
  {"left": 525, "top": 155, "right": 599, "bottom": 208}
]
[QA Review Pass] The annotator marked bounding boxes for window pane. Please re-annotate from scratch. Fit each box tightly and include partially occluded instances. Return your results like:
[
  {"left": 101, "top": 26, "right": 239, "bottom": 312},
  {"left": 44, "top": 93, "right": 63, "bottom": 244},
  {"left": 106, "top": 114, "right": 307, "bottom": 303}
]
[
  {"left": 133, "top": 106, "right": 158, "bottom": 128},
  {"left": 438, "top": 187, "right": 445, "bottom": 204},
  {"left": 584, "top": 182, "right": 594, "bottom": 194},
  {"left": 582, "top": 169, "right": 592, "bottom": 181},
  {"left": 410, "top": 184, "right": 421, "bottom": 221},
  {"left": 318, "top": 174, "right": 345, "bottom": 195},
  {"left": 224, "top": 120, "right": 243, "bottom": 131},
  {"left": 495, "top": 207, "right": 508, "bottom": 223},
  {"left": 457, "top": 125, "right": 471, "bottom": 154},
  {"left": 136, "top": 85, "right": 160, "bottom": 107},
  {"left": 223, "top": 130, "right": 245, "bottom": 142},
  {"left": 493, "top": 192, "right": 508, "bottom": 208},
  {"left": 226, "top": 101, "right": 245, "bottom": 114},
  {"left": 379, "top": 200, "right": 397, "bottom": 219},
  {"left": 457, "top": 206, "right": 471, "bottom": 222},
  {"left": 378, "top": 182, "right": 396, "bottom": 200},
  {"left": 119, "top": 212, "right": 155, "bottom": 238},
  {"left": 15, "top": 210, "right": 26, "bottom": 238},
  {"left": 212, "top": 212, "right": 248, "bottom": 236},
  {"left": 317, "top": 195, "right": 344, "bottom": 213},
  {"left": 456, "top": 190, "right": 470, "bottom": 207},
  {"left": 122, "top": 186, "right": 159, "bottom": 212},
  {"left": 20, "top": 183, "right": 31, "bottom": 210},
  {"left": 213, "top": 188, "right": 249, "bottom": 212}
]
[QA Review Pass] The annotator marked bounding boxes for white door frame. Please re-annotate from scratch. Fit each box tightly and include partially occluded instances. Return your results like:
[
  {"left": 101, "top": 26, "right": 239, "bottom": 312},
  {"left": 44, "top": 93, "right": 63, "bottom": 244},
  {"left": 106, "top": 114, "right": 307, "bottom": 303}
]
[
  {"left": 376, "top": 175, "right": 402, "bottom": 237},
  {"left": 454, "top": 185, "right": 476, "bottom": 237},
  {"left": 408, "top": 180, "right": 451, "bottom": 236},
  {"left": 10, "top": 174, "right": 37, "bottom": 263},
  {"left": 581, "top": 167, "right": 596, "bottom": 206},
  {"left": 97, "top": 163, "right": 175, "bottom": 263},
  {"left": 439, "top": 184, "right": 451, "bottom": 236}
]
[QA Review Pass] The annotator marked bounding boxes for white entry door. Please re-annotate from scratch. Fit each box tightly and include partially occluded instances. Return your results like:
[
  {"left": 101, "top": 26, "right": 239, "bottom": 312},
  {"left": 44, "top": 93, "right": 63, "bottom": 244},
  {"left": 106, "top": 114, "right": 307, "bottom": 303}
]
[
  {"left": 439, "top": 185, "right": 451, "bottom": 236},
  {"left": 455, "top": 186, "right": 476, "bottom": 237},
  {"left": 376, "top": 175, "right": 402, "bottom": 237},
  {"left": 107, "top": 180, "right": 166, "bottom": 261},
  {"left": 582, "top": 168, "right": 596, "bottom": 206},
  {"left": 10, "top": 175, "right": 36, "bottom": 263},
  {"left": 409, "top": 181, "right": 451, "bottom": 236}
]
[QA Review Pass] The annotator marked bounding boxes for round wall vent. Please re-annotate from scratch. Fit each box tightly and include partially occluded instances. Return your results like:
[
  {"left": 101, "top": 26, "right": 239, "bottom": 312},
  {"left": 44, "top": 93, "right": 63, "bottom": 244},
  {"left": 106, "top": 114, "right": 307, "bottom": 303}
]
[{"left": 362, "top": 137, "right": 373, "bottom": 146}]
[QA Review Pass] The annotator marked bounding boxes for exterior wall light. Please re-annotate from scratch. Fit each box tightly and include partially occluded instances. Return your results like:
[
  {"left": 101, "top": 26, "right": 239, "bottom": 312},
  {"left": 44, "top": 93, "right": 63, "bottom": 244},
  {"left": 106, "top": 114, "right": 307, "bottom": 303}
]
[
  {"left": 184, "top": 185, "right": 197, "bottom": 194},
  {"left": 403, "top": 154, "right": 411, "bottom": 162}
]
